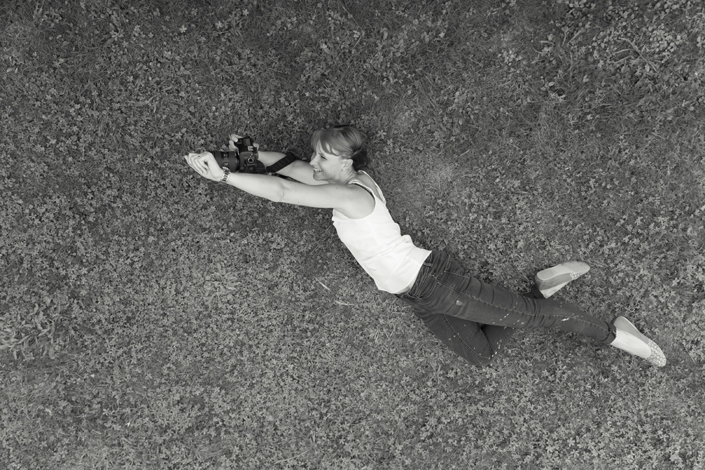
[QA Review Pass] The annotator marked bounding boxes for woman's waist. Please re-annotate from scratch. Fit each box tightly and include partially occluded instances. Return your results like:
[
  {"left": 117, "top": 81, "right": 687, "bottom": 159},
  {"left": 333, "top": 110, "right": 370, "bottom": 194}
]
[
  {"left": 358, "top": 248, "right": 431, "bottom": 294},
  {"left": 355, "top": 243, "right": 429, "bottom": 269},
  {"left": 395, "top": 250, "right": 450, "bottom": 297}
]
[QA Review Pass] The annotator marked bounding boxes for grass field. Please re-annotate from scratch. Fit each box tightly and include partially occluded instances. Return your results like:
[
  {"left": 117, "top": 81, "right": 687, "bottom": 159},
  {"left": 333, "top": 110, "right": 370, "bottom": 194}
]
[{"left": 2, "top": 0, "right": 704, "bottom": 468}]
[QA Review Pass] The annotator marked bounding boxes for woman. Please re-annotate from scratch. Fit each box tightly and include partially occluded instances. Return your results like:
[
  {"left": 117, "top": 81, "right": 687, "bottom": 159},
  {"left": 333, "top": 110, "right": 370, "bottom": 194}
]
[{"left": 184, "top": 126, "right": 666, "bottom": 367}]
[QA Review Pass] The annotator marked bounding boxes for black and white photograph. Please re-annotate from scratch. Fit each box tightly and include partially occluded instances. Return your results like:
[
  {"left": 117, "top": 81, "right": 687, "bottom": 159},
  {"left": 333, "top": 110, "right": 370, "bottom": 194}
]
[{"left": 2, "top": 0, "right": 703, "bottom": 468}]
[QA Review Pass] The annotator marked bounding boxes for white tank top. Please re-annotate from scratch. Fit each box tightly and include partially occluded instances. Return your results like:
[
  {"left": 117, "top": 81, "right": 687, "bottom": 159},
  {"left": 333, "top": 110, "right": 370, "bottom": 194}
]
[{"left": 331, "top": 174, "right": 431, "bottom": 294}]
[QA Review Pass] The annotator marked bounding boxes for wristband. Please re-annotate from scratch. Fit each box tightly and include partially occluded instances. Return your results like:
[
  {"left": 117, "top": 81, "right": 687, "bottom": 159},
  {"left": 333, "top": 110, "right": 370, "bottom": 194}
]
[{"left": 220, "top": 167, "right": 230, "bottom": 183}]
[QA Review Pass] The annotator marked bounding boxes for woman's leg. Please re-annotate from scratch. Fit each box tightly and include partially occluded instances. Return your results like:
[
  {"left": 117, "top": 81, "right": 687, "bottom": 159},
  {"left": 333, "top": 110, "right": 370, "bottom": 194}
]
[
  {"left": 404, "top": 251, "right": 616, "bottom": 345},
  {"left": 439, "top": 265, "right": 616, "bottom": 343},
  {"left": 408, "top": 305, "right": 515, "bottom": 366},
  {"left": 401, "top": 251, "right": 664, "bottom": 366},
  {"left": 403, "top": 280, "right": 544, "bottom": 366}
]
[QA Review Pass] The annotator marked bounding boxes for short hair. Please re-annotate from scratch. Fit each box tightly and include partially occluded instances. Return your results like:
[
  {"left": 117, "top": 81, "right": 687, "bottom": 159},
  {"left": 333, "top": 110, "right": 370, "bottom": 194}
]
[{"left": 310, "top": 125, "right": 369, "bottom": 171}]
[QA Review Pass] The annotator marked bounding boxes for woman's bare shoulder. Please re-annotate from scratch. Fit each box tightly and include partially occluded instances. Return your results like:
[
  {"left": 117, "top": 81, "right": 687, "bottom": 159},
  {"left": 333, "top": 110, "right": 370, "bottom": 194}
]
[{"left": 353, "top": 172, "right": 384, "bottom": 201}]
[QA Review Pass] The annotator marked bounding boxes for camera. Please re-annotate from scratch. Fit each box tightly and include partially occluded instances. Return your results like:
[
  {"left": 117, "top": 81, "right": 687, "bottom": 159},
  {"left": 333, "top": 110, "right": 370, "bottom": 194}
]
[{"left": 210, "top": 135, "right": 265, "bottom": 174}]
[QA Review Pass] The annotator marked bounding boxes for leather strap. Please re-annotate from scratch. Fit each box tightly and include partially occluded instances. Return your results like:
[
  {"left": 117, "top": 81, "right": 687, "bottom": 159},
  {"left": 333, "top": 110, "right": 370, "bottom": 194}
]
[{"left": 265, "top": 151, "right": 298, "bottom": 174}]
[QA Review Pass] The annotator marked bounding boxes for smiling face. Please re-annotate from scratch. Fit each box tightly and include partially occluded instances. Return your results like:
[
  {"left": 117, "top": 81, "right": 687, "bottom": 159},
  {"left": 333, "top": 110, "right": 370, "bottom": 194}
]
[
  {"left": 309, "top": 126, "right": 368, "bottom": 184},
  {"left": 310, "top": 144, "right": 354, "bottom": 183}
]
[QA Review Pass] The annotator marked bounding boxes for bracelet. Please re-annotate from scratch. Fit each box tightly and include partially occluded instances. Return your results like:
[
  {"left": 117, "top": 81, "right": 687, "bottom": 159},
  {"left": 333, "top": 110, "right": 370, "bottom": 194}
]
[{"left": 220, "top": 167, "right": 230, "bottom": 183}]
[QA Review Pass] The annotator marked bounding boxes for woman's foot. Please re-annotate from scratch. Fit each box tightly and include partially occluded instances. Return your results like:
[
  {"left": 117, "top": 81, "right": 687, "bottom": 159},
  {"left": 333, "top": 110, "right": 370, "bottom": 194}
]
[
  {"left": 535, "top": 261, "right": 590, "bottom": 298},
  {"left": 611, "top": 316, "right": 666, "bottom": 367}
]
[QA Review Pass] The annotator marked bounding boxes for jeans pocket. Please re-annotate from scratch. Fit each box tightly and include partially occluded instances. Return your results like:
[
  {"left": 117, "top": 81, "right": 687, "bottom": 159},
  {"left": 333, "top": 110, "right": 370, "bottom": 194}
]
[
  {"left": 401, "top": 251, "right": 450, "bottom": 302},
  {"left": 416, "top": 276, "right": 440, "bottom": 301}
]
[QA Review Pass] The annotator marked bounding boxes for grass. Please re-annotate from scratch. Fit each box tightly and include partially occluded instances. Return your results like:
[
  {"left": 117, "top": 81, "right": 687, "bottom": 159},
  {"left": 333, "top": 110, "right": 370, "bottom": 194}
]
[{"left": 1, "top": 0, "right": 704, "bottom": 468}]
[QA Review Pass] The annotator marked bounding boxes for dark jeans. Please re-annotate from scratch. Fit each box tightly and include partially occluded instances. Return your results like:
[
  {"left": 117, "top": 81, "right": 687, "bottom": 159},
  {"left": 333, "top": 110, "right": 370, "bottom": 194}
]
[{"left": 396, "top": 251, "right": 616, "bottom": 366}]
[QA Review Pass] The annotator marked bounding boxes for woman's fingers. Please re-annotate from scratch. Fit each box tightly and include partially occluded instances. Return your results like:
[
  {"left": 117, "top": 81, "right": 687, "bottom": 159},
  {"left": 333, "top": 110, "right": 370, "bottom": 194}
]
[
  {"left": 229, "top": 134, "right": 242, "bottom": 150},
  {"left": 196, "top": 153, "right": 209, "bottom": 173},
  {"left": 184, "top": 153, "right": 206, "bottom": 175},
  {"left": 185, "top": 151, "right": 222, "bottom": 182}
]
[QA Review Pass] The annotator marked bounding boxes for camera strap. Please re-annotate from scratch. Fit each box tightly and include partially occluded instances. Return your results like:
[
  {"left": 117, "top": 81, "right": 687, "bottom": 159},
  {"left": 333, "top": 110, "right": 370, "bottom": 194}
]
[{"left": 265, "top": 151, "right": 298, "bottom": 174}]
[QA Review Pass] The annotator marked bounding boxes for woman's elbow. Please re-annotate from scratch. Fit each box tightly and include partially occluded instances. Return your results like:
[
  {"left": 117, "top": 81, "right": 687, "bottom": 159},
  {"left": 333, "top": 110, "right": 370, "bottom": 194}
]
[{"left": 270, "top": 181, "right": 289, "bottom": 204}]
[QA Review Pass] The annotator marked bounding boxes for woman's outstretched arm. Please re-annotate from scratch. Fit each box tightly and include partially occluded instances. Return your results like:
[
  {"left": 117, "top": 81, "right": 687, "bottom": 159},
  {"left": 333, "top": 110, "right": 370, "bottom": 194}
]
[
  {"left": 258, "top": 150, "right": 327, "bottom": 186},
  {"left": 228, "top": 134, "right": 326, "bottom": 186},
  {"left": 183, "top": 152, "right": 370, "bottom": 214}
]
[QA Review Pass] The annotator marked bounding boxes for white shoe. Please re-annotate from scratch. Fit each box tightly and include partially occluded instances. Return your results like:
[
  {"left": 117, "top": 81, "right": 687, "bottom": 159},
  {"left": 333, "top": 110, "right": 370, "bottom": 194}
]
[
  {"left": 613, "top": 316, "right": 667, "bottom": 367},
  {"left": 535, "top": 261, "right": 590, "bottom": 298}
]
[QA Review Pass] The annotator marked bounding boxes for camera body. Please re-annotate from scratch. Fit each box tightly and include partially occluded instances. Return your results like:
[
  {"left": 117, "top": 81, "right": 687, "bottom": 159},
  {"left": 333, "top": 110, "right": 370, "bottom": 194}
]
[{"left": 211, "top": 136, "right": 265, "bottom": 174}]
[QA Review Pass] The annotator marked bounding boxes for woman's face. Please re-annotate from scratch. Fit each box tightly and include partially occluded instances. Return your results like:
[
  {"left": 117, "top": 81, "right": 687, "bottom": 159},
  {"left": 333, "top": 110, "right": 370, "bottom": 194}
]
[{"left": 310, "top": 144, "right": 351, "bottom": 183}]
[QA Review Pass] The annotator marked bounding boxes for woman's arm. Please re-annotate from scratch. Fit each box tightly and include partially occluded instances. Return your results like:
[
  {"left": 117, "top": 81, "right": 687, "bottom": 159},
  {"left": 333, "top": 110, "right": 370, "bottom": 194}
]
[
  {"left": 229, "top": 134, "right": 325, "bottom": 186},
  {"left": 184, "top": 152, "right": 372, "bottom": 216},
  {"left": 258, "top": 151, "right": 327, "bottom": 186}
]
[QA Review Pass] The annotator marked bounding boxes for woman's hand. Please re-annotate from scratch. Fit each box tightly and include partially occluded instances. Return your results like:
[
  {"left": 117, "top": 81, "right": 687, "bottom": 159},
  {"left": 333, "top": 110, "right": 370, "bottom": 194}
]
[
  {"left": 228, "top": 134, "right": 242, "bottom": 150},
  {"left": 184, "top": 152, "right": 225, "bottom": 182},
  {"left": 228, "top": 133, "right": 259, "bottom": 151}
]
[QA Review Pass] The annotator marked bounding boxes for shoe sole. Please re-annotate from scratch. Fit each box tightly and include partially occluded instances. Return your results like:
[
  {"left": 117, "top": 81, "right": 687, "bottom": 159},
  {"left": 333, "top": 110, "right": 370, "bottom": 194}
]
[{"left": 536, "top": 262, "right": 590, "bottom": 290}]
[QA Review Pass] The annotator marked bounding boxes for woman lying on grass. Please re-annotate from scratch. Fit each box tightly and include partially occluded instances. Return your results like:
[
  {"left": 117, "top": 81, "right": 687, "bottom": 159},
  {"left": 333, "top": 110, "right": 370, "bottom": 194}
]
[{"left": 184, "top": 126, "right": 666, "bottom": 367}]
